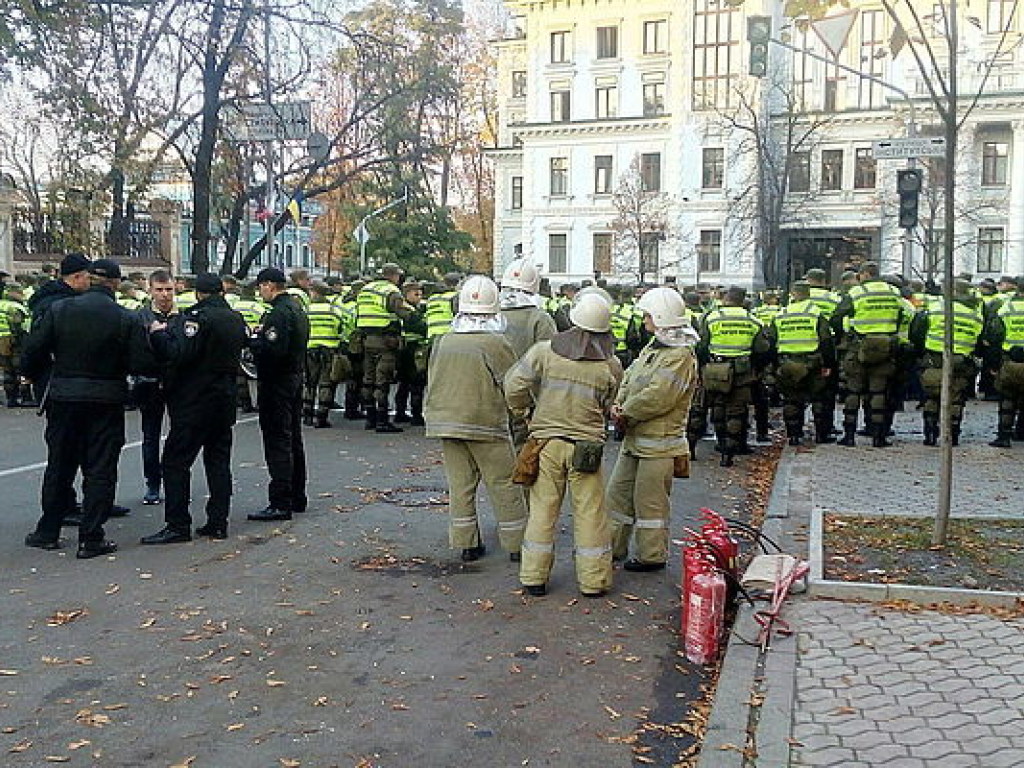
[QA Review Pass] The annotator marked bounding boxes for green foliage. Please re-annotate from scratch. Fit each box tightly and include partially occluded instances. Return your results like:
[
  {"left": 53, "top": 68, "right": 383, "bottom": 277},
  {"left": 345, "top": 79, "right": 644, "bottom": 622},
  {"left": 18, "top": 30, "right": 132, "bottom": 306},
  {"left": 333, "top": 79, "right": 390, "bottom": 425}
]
[{"left": 783, "top": 0, "right": 847, "bottom": 20}]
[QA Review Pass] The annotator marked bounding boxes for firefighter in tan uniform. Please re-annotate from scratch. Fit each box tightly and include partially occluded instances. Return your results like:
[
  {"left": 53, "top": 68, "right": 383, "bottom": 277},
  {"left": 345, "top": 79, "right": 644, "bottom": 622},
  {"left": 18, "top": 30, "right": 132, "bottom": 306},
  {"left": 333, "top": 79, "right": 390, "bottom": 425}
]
[
  {"left": 499, "top": 258, "right": 556, "bottom": 359},
  {"left": 505, "top": 293, "right": 623, "bottom": 598},
  {"left": 607, "top": 287, "right": 699, "bottom": 571},
  {"left": 424, "top": 275, "right": 528, "bottom": 562}
]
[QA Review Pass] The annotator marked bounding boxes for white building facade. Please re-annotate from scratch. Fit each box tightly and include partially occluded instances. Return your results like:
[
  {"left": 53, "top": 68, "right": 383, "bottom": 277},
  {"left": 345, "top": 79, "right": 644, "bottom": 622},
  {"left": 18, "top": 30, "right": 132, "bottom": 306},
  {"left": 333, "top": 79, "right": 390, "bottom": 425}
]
[{"left": 492, "top": 0, "right": 1024, "bottom": 289}]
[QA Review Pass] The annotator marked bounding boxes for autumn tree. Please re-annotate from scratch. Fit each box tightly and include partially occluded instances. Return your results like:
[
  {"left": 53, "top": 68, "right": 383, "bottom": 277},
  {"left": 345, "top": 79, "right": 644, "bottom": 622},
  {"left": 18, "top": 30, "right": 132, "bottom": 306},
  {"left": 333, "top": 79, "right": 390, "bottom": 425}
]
[{"left": 609, "top": 155, "right": 676, "bottom": 284}]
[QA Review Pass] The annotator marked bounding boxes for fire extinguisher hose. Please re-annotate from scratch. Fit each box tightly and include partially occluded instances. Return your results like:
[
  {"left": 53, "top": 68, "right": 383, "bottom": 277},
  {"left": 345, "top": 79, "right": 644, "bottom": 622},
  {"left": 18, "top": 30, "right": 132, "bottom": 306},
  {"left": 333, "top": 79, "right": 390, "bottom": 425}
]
[{"left": 753, "top": 556, "right": 810, "bottom": 652}]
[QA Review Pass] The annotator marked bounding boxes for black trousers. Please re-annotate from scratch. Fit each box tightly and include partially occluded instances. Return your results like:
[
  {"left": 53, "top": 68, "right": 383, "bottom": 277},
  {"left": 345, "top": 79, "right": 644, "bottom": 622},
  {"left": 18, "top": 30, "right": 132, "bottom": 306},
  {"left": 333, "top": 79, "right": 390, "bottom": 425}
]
[
  {"left": 162, "top": 406, "right": 234, "bottom": 531},
  {"left": 37, "top": 401, "right": 124, "bottom": 542},
  {"left": 135, "top": 380, "right": 166, "bottom": 489},
  {"left": 257, "top": 378, "right": 307, "bottom": 512}
]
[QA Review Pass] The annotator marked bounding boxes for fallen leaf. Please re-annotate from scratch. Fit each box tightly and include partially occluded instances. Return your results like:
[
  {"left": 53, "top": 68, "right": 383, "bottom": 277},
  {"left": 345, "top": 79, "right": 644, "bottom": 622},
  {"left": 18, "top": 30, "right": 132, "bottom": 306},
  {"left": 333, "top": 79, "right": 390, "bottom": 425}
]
[
  {"left": 604, "top": 705, "right": 622, "bottom": 720},
  {"left": 266, "top": 679, "right": 287, "bottom": 687},
  {"left": 226, "top": 723, "right": 245, "bottom": 732},
  {"left": 279, "top": 760, "right": 301, "bottom": 768},
  {"left": 831, "top": 706, "right": 856, "bottom": 716},
  {"left": 139, "top": 617, "right": 157, "bottom": 629},
  {"left": 391, "top": 702, "right": 409, "bottom": 711},
  {"left": 209, "top": 675, "right": 232, "bottom": 684},
  {"left": 105, "top": 584, "right": 120, "bottom": 595},
  {"left": 169, "top": 757, "right": 196, "bottom": 768},
  {"left": 8, "top": 740, "right": 31, "bottom": 753},
  {"left": 75, "top": 709, "right": 111, "bottom": 727},
  {"left": 67, "top": 740, "right": 91, "bottom": 750},
  {"left": 44, "top": 756, "right": 69, "bottom": 763},
  {"left": 46, "top": 608, "right": 88, "bottom": 626}
]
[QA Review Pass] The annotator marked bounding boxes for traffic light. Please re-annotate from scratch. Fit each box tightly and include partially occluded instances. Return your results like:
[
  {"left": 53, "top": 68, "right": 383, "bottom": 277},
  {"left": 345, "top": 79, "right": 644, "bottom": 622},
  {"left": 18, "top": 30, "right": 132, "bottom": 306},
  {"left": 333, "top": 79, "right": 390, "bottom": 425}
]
[
  {"left": 897, "top": 169, "right": 922, "bottom": 228},
  {"left": 747, "top": 16, "right": 771, "bottom": 77}
]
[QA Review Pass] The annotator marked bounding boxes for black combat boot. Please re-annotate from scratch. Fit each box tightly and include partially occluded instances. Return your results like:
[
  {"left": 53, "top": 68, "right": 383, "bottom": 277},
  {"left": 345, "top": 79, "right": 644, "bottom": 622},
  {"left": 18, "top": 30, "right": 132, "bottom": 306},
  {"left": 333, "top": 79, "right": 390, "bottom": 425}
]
[
  {"left": 990, "top": 433, "right": 1013, "bottom": 448},
  {"left": 838, "top": 425, "right": 857, "bottom": 447},
  {"left": 375, "top": 408, "right": 403, "bottom": 434},
  {"left": 302, "top": 407, "right": 314, "bottom": 427},
  {"left": 814, "top": 419, "right": 836, "bottom": 444},
  {"left": 950, "top": 423, "right": 961, "bottom": 447},
  {"left": 1014, "top": 419, "right": 1024, "bottom": 441},
  {"left": 314, "top": 413, "right": 332, "bottom": 429},
  {"left": 871, "top": 424, "right": 891, "bottom": 448},
  {"left": 364, "top": 408, "right": 378, "bottom": 430},
  {"left": 410, "top": 410, "right": 425, "bottom": 427},
  {"left": 719, "top": 451, "right": 734, "bottom": 467},
  {"left": 923, "top": 416, "right": 938, "bottom": 446}
]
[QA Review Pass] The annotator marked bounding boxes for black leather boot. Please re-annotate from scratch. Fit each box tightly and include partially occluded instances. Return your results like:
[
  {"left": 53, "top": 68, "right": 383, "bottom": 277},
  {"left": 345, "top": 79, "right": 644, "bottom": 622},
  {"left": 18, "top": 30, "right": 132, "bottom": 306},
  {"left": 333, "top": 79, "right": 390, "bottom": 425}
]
[
  {"left": 872, "top": 424, "right": 891, "bottom": 448},
  {"left": 364, "top": 408, "right": 378, "bottom": 430},
  {"left": 838, "top": 425, "right": 856, "bottom": 447},
  {"left": 923, "top": 417, "right": 938, "bottom": 446},
  {"left": 375, "top": 408, "right": 403, "bottom": 433}
]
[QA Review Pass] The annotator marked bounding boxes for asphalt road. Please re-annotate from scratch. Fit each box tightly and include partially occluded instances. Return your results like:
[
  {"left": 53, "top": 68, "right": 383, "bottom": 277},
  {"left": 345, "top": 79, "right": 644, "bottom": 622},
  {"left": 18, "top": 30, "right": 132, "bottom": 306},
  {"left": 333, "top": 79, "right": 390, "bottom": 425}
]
[{"left": 0, "top": 403, "right": 765, "bottom": 768}]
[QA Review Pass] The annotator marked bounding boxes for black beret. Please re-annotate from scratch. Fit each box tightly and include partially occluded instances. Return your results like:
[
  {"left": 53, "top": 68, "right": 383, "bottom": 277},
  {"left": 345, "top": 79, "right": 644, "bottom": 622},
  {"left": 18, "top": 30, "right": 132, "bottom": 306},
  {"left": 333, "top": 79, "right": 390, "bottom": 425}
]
[
  {"left": 255, "top": 267, "right": 287, "bottom": 284},
  {"left": 195, "top": 272, "right": 224, "bottom": 294},
  {"left": 60, "top": 252, "right": 92, "bottom": 276},
  {"left": 89, "top": 258, "right": 122, "bottom": 279}
]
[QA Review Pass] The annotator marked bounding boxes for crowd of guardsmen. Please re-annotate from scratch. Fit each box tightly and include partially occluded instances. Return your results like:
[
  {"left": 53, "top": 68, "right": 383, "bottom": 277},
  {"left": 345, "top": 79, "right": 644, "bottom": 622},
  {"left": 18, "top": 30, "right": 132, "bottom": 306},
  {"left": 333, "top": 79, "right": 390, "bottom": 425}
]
[{"left": 3, "top": 258, "right": 1024, "bottom": 590}]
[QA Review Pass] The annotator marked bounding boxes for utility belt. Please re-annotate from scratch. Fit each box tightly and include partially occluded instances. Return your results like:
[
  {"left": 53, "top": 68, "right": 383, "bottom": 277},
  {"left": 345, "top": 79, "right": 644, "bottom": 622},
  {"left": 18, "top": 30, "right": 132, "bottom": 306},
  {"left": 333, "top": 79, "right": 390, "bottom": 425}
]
[
  {"left": 850, "top": 333, "right": 897, "bottom": 365},
  {"left": 709, "top": 353, "right": 750, "bottom": 365}
]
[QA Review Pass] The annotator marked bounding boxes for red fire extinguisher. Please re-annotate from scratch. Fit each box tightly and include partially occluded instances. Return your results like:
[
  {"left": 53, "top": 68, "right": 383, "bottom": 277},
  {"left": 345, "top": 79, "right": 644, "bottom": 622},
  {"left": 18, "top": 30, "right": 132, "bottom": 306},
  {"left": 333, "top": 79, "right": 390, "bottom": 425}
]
[
  {"left": 700, "top": 508, "right": 739, "bottom": 580},
  {"left": 684, "top": 559, "right": 727, "bottom": 665},
  {"left": 681, "top": 537, "right": 714, "bottom": 629}
]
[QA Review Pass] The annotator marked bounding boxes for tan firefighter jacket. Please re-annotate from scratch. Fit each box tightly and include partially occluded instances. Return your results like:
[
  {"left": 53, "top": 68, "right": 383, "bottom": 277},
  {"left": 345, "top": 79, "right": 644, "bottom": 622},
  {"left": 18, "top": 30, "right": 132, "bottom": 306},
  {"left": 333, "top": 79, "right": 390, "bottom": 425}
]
[
  {"left": 616, "top": 341, "right": 698, "bottom": 458},
  {"left": 424, "top": 331, "right": 517, "bottom": 441}
]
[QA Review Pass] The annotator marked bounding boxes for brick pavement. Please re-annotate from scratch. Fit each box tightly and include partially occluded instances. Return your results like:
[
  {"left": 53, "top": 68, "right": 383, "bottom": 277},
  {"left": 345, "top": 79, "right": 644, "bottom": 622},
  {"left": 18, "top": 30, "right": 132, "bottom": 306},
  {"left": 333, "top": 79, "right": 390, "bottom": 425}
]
[
  {"left": 790, "top": 601, "right": 1024, "bottom": 767},
  {"left": 699, "top": 401, "right": 1024, "bottom": 768}
]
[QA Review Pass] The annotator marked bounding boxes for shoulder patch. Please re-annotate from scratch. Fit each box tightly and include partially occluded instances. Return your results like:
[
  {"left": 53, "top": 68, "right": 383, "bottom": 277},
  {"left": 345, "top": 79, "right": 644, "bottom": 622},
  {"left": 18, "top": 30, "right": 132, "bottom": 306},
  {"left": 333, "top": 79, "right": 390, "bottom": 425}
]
[
  {"left": 183, "top": 320, "right": 200, "bottom": 338},
  {"left": 266, "top": 327, "right": 279, "bottom": 342}
]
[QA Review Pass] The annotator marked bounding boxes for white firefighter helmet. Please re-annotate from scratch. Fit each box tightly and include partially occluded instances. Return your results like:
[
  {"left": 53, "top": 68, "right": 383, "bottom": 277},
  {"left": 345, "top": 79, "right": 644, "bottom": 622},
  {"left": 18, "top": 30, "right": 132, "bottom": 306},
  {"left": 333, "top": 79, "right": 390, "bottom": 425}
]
[
  {"left": 458, "top": 274, "right": 500, "bottom": 314},
  {"left": 569, "top": 292, "right": 612, "bottom": 332},
  {"left": 576, "top": 284, "right": 614, "bottom": 305},
  {"left": 500, "top": 258, "right": 540, "bottom": 293},
  {"left": 636, "top": 286, "right": 689, "bottom": 329}
]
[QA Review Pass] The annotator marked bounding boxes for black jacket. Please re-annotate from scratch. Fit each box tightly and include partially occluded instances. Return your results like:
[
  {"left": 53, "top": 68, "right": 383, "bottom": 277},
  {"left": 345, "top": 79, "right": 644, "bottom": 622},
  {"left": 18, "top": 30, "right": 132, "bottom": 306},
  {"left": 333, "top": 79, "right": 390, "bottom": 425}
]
[
  {"left": 27, "top": 278, "right": 78, "bottom": 324},
  {"left": 23, "top": 285, "right": 155, "bottom": 403},
  {"left": 250, "top": 292, "right": 309, "bottom": 380},
  {"left": 150, "top": 294, "right": 249, "bottom": 418}
]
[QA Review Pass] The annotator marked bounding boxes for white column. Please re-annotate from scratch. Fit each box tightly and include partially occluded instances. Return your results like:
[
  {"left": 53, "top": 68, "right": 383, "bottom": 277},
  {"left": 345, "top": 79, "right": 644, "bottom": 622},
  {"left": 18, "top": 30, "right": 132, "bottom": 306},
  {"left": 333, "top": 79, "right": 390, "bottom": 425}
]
[
  {"left": 0, "top": 185, "right": 18, "bottom": 276},
  {"left": 1008, "top": 120, "right": 1024, "bottom": 276}
]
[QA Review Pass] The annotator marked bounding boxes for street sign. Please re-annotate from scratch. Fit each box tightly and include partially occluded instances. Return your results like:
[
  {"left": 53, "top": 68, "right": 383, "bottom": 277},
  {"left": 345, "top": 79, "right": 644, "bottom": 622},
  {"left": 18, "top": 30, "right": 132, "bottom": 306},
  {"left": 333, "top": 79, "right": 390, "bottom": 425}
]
[
  {"left": 872, "top": 137, "right": 947, "bottom": 160},
  {"left": 353, "top": 221, "right": 370, "bottom": 245},
  {"left": 307, "top": 131, "right": 331, "bottom": 162},
  {"left": 224, "top": 101, "right": 312, "bottom": 142}
]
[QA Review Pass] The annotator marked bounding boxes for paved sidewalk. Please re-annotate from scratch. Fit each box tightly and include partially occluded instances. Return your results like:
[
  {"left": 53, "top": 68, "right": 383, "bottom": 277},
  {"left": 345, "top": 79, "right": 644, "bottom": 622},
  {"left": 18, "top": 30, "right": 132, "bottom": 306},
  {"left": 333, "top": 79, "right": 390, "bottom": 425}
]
[{"left": 700, "top": 402, "right": 1024, "bottom": 768}]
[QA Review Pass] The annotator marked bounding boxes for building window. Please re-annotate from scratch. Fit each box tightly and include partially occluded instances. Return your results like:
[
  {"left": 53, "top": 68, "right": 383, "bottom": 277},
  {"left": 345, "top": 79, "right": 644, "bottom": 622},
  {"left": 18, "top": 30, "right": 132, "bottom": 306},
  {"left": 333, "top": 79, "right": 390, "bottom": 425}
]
[
  {"left": 789, "top": 151, "right": 811, "bottom": 193},
  {"left": 702, "top": 147, "right": 724, "bottom": 189},
  {"left": 982, "top": 141, "right": 1008, "bottom": 185},
  {"left": 593, "top": 233, "right": 613, "bottom": 273},
  {"left": 551, "top": 31, "right": 569, "bottom": 63},
  {"left": 642, "top": 82, "right": 665, "bottom": 116},
  {"left": 302, "top": 244, "right": 310, "bottom": 267},
  {"left": 853, "top": 147, "right": 876, "bottom": 189},
  {"left": 594, "top": 155, "right": 613, "bottom": 195},
  {"left": 643, "top": 19, "right": 668, "bottom": 54},
  {"left": 285, "top": 243, "right": 294, "bottom": 267},
  {"left": 699, "top": 229, "right": 722, "bottom": 273},
  {"left": 595, "top": 85, "right": 618, "bottom": 118},
  {"left": 693, "top": 0, "right": 739, "bottom": 110},
  {"left": 640, "top": 152, "right": 662, "bottom": 192},
  {"left": 824, "top": 73, "right": 840, "bottom": 112},
  {"left": 596, "top": 25, "right": 618, "bottom": 59},
  {"left": 821, "top": 149, "right": 844, "bottom": 191},
  {"left": 791, "top": 27, "right": 815, "bottom": 112},
  {"left": 511, "top": 176, "right": 523, "bottom": 209},
  {"left": 550, "top": 89, "right": 570, "bottom": 122},
  {"left": 549, "top": 233, "right": 568, "bottom": 272},
  {"left": 550, "top": 157, "right": 569, "bottom": 196},
  {"left": 858, "top": 10, "right": 886, "bottom": 109},
  {"left": 511, "top": 71, "right": 527, "bottom": 98},
  {"left": 978, "top": 227, "right": 1005, "bottom": 273},
  {"left": 987, "top": 0, "right": 1016, "bottom": 32},
  {"left": 640, "top": 233, "right": 660, "bottom": 275}
]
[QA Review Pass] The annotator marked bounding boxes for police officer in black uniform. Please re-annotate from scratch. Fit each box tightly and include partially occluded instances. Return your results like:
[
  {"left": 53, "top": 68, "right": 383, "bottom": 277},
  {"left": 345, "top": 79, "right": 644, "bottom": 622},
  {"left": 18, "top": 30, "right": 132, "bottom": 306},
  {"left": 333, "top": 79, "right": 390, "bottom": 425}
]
[
  {"left": 139, "top": 273, "right": 249, "bottom": 543},
  {"left": 22, "top": 259, "right": 154, "bottom": 558},
  {"left": 248, "top": 267, "right": 310, "bottom": 522}
]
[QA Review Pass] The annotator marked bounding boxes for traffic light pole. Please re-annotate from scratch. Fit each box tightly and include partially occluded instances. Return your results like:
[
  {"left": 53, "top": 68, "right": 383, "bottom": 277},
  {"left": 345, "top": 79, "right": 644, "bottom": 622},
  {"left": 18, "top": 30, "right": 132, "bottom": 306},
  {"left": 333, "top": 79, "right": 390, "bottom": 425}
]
[{"left": 769, "top": 37, "right": 918, "bottom": 276}]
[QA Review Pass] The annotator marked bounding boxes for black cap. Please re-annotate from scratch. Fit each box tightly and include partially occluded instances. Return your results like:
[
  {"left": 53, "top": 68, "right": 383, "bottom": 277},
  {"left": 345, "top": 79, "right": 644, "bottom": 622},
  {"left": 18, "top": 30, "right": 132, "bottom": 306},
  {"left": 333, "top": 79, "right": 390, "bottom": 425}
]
[
  {"left": 255, "top": 267, "right": 287, "bottom": 284},
  {"left": 89, "top": 258, "right": 122, "bottom": 279},
  {"left": 60, "top": 252, "right": 92, "bottom": 276},
  {"left": 195, "top": 272, "right": 224, "bottom": 294}
]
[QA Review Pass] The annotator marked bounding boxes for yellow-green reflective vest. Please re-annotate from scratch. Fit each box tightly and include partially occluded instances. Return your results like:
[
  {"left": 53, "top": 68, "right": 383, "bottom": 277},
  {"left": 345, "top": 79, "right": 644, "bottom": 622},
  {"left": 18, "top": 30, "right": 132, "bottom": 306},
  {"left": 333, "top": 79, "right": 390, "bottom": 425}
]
[
  {"left": 0, "top": 299, "right": 29, "bottom": 336},
  {"left": 706, "top": 306, "right": 761, "bottom": 357},
  {"left": 753, "top": 304, "right": 782, "bottom": 324},
  {"left": 847, "top": 281, "right": 903, "bottom": 335},
  {"left": 332, "top": 297, "right": 357, "bottom": 343},
  {"left": 356, "top": 280, "right": 400, "bottom": 329},
  {"left": 306, "top": 300, "right": 345, "bottom": 349},
  {"left": 772, "top": 299, "right": 821, "bottom": 354},
  {"left": 424, "top": 291, "right": 457, "bottom": 339},
  {"left": 233, "top": 298, "right": 266, "bottom": 328},
  {"left": 117, "top": 296, "right": 142, "bottom": 311},
  {"left": 807, "top": 286, "right": 840, "bottom": 318},
  {"left": 287, "top": 287, "right": 310, "bottom": 309},
  {"left": 610, "top": 303, "right": 634, "bottom": 351},
  {"left": 175, "top": 291, "right": 197, "bottom": 311},
  {"left": 925, "top": 300, "right": 984, "bottom": 355},
  {"left": 998, "top": 298, "right": 1024, "bottom": 351}
]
